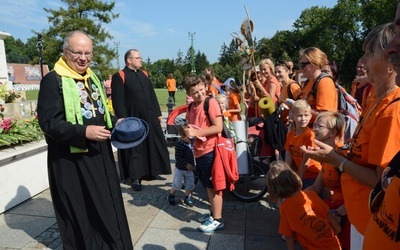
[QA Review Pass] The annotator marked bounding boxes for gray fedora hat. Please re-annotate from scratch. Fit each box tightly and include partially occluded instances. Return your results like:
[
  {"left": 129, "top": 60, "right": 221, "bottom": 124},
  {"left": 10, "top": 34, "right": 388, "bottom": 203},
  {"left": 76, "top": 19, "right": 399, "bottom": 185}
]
[{"left": 111, "top": 117, "right": 149, "bottom": 149}]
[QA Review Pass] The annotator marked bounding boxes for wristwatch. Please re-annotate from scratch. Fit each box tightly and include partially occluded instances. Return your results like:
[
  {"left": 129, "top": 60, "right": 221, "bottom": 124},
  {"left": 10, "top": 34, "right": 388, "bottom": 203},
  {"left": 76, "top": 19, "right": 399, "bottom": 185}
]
[{"left": 338, "top": 159, "right": 348, "bottom": 173}]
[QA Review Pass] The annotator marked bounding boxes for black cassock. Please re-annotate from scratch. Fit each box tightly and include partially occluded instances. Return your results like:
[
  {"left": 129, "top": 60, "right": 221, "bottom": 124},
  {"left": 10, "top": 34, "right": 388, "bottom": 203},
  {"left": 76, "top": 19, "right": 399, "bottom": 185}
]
[
  {"left": 111, "top": 67, "right": 171, "bottom": 180},
  {"left": 38, "top": 71, "right": 132, "bottom": 249}
]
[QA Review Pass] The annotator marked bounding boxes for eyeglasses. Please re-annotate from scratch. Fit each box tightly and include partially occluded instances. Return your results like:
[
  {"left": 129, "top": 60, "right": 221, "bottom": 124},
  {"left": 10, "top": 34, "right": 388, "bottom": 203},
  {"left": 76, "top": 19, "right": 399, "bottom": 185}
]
[
  {"left": 299, "top": 61, "right": 311, "bottom": 68},
  {"left": 66, "top": 48, "right": 93, "bottom": 58},
  {"left": 313, "top": 123, "right": 328, "bottom": 130}
]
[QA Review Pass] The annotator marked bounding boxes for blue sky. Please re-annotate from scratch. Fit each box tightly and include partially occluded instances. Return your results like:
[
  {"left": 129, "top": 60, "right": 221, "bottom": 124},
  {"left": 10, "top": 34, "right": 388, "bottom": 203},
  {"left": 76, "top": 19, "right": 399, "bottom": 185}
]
[{"left": 0, "top": 0, "right": 338, "bottom": 67}]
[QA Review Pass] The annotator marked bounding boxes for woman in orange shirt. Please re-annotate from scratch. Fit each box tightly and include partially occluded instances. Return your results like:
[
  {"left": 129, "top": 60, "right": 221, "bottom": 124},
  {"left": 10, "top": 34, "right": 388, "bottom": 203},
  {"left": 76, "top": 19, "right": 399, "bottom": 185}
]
[
  {"left": 166, "top": 73, "right": 177, "bottom": 103},
  {"left": 275, "top": 61, "right": 302, "bottom": 126},
  {"left": 253, "top": 58, "right": 281, "bottom": 117},
  {"left": 301, "top": 23, "right": 399, "bottom": 249},
  {"left": 299, "top": 47, "right": 338, "bottom": 122}
]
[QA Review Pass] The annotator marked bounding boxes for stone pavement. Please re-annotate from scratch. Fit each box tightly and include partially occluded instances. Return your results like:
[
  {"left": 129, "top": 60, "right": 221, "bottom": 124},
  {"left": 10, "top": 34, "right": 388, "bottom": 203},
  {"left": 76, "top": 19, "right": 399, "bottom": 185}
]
[
  {"left": 0, "top": 112, "right": 303, "bottom": 249},
  {"left": 0, "top": 146, "right": 303, "bottom": 250}
]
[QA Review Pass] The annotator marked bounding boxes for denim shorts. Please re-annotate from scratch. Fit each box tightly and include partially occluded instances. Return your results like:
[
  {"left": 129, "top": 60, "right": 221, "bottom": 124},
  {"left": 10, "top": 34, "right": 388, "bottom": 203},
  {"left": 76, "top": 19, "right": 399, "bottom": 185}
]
[
  {"left": 172, "top": 167, "right": 195, "bottom": 191},
  {"left": 195, "top": 151, "right": 214, "bottom": 189}
]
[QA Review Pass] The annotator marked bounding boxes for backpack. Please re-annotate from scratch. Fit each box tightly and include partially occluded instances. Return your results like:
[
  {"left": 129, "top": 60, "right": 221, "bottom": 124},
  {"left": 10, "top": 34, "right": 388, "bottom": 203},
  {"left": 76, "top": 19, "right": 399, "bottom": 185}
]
[
  {"left": 211, "top": 83, "right": 227, "bottom": 96},
  {"left": 188, "top": 96, "right": 236, "bottom": 141},
  {"left": 307, "top": 73, "right": 362, "bottom": 143}
]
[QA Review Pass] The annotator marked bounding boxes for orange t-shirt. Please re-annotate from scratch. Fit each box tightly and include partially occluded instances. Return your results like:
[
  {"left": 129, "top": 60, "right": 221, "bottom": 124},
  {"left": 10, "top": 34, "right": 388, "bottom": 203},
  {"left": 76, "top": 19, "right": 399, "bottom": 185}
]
[
  {"left": 166, "top": 78, "right": 176, "bottom": 92},
  {"left": 279, "top": 190, "right": 341, "bottom": 250},
  {"left": 207, "top": 85, "right": 219, "bottom": 97},
  {"left": 342, "top": 87, "right": 400, "bottom": 235},
  {"left": 363, "top": 175, "right": 400, "bottom": 249},
  {"left": 279, "top": 80, "right": 302, "bottom": 124},
  {"left": 321, "top": 143, "right": 344, "bottom": 203},
  {"left": 186, "top": 98, "right": 222, "bottom": 158},
  {"left": 228, "top": 92, "right": 242, "bottom": 122},
  {"left": 279, "top": 80, "right": 302, "bottom": 103},
  {"left": 301, "top": 76, "right": 338, "bottom": 113},
  {"left": 284, "top": 127, "right": 322, "bottom": 179},
  {"left": 260, "top": 76, "right": 281, "bottom": 103}
]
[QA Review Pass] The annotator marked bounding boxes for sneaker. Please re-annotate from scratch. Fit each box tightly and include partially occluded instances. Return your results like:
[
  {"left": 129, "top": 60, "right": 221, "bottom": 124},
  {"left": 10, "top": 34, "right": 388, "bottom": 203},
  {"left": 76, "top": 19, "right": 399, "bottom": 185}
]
[
  {"left": 184, "top": 197, "right": 194, "bottom": 207},
  {"left": 197, "top": 217, "right": 224, "bottom": 233},
  {"left": 197, "top": 213, "right": 211, "bottom": 223},
  {"left": 167, "top": 194, "right": 175, "bottom": 205}
]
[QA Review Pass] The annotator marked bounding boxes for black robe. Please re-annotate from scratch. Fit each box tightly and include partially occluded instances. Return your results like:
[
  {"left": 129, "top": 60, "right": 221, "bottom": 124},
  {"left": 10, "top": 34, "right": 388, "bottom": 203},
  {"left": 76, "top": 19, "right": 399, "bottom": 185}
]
[
  {"left": 37, "top": 71, "right": 132, "bottom": 249},
  {"left": 111, "top": 67, "right": 171, "bottom": 180}
]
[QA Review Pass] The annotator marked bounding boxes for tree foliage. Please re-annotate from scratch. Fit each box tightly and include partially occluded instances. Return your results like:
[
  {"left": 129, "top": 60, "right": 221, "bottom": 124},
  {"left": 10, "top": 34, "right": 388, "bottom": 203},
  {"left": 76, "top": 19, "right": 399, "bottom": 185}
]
[
  {"left": 4, "top": 0, "right": 399, "bottom": 86},
  {"left": 39, "top": 0, "right": 119, "bottom": 79}
]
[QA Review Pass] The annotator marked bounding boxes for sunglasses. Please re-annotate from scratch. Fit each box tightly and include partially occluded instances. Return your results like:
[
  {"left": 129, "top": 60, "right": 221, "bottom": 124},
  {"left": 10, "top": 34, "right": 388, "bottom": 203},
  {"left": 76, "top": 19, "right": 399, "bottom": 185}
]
[
  {"left": 368, "top": 151, "right": 400, "bottom": 213},
  {"left": 299, "top": 61, "right": 311, "bottom": 68}
]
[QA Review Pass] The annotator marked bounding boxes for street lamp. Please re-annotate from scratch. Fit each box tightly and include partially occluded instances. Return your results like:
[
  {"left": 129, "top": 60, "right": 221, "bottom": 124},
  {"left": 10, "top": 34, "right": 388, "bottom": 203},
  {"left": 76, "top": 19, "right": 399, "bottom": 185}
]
[
  {"left": 37, "top": 34, "right": 43, "bottom": 79},
  {"left": 188, "top": 32, "right": 196, "bottom": 75},
  {"left": 114, "top": 41, "right": 120, "bottom": 69}
]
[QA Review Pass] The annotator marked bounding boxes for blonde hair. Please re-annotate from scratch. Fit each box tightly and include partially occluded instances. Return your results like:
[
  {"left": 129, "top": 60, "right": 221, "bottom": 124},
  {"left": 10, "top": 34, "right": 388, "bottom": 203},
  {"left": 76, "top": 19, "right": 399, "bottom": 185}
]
[
  {"left": 315, "top": 111, "right": 346, "bottom": 141},
  {"left": 215, "top": 94, "right": 228, "bottom": 109},
  {"left": 363, "top": 22, "right": 396, "bottom": 54},
  {"left": 266, "top": 161, "right": 302, "bottom": 201},
  {"left": 259, "top": 58, "right": 275, "bottom": 75},
  {"left": 291, "top": 99, "right": 311, "bottom": 115},
  {"left": 299, "top": 47, "right": 328, "bottom": 70}
]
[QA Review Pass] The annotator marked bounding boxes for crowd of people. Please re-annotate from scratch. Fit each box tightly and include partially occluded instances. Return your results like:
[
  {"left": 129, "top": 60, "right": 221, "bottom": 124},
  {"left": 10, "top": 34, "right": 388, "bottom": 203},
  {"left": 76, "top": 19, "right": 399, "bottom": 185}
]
[{"left": 35, "top": 3, "right": 400, "bottom": 249}]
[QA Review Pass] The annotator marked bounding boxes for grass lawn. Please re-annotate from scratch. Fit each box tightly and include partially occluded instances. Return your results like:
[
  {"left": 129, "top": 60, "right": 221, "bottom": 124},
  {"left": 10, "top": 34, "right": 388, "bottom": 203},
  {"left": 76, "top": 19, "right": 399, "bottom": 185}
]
[{"left": 25, "top": 89, "right": 187, "bottom": 112}]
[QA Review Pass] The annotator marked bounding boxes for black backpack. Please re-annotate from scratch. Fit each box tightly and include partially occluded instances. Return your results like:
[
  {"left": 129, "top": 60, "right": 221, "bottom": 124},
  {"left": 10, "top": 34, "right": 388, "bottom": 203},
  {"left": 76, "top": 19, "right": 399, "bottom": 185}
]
[{"left": 188, "top": 96, "right": 236, "bottom": 140}]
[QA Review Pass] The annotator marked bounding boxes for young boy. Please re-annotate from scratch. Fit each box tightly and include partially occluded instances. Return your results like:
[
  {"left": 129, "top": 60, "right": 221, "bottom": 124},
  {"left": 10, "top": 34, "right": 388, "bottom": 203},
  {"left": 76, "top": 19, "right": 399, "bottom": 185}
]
[
  {"left": 183, "top": 75, "right": 224, "bottom": 233},
  {"left": 168, "top": 126, "right": 195, "bottom": 207},
  {"left": 266, "top": 161, "right": 341, "bottom": 250},
  {"left": 284, "top": 99, "right": 321, "bottom": 189},
  {"left": 215, "top": 94, "right": 238, "bottom": 143}
]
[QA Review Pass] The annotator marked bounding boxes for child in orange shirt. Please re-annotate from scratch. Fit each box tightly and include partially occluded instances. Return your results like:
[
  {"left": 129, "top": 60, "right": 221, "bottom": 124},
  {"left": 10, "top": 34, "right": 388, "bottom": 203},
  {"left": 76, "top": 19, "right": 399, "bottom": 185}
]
[
  {"left": 215, "top": 94, "right": 238, "bottom": 143},
  {"left": 284, "top": 99, "right": 322, "bottom": 189},
  {"left": 222, "top": 78, "right": 242, "bottom": 122},
  {"left": 305, "top": 111, "right": 350, "bottom": 249},
  {"left": 266, "top": 160, "right": 341, "bottom": 250},
  {"left": 183, "top": 75, "right": 224, "bottom": 233}
]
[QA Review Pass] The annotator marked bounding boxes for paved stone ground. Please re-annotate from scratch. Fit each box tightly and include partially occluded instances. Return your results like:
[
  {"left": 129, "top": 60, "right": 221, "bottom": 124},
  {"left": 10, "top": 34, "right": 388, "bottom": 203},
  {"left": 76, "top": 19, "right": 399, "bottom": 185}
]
[{"left": 0, "top": 113, "right": 303, "bottom": 249}]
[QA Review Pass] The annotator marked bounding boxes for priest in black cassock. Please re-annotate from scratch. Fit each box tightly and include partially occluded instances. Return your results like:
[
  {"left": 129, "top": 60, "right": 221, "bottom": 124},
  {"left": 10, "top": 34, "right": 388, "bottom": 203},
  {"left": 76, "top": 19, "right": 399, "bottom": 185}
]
[
  {"left": 37, "top": 31, "right": 132, "bottom": 249},
  {"left": 111, "top": 49, "right": 171, "bottom": 191}
]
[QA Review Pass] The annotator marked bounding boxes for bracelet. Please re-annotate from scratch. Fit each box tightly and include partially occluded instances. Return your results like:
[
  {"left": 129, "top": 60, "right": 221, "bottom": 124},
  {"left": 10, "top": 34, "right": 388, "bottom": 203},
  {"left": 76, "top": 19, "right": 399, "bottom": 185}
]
[{"left": 338, "top": 159, "right": 348, "bottom": 173}]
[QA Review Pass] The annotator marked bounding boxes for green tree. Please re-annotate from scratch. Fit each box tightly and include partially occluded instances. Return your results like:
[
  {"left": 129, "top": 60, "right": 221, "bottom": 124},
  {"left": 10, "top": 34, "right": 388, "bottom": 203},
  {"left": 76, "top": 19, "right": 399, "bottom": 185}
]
[
  {"left": 4, "top": 37, "right": 30, "bottom": 63},
  {"left": 39, "top": 0, "right": 119, "bottom": 79}
]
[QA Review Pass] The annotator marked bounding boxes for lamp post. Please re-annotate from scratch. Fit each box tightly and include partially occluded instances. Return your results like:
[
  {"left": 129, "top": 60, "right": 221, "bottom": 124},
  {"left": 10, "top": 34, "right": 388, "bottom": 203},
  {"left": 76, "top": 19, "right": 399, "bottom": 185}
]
[
  {"left": 188, "top": 32, "right": 196, "bottom": 75},
  {"left": 37, "top": 34, "right": 43, "bottom": 79},
  {"left": 114, "top": 41, "right": 120, "bottom": 69}
]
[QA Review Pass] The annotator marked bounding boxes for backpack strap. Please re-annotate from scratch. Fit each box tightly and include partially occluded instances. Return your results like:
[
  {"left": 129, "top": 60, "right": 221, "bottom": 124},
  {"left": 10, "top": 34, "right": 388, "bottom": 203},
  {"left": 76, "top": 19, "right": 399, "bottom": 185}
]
[
  {"left": 287, "top": 80, "right": 300, "bottom": 100},
  {"left": 305, "top": 73, "right": 333, "bottom": 107},
  {"left": 118, "top": 70, "right": 125, "bottom": 84},
  {"left": 188, "top": 96, "right": 212, "bottom": 122},
  {"left": 203, "top": 96, "right": 212, "bottom": 123},
  {"left": 211, "top": 83, "right": 226, "bottom": 95}
]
